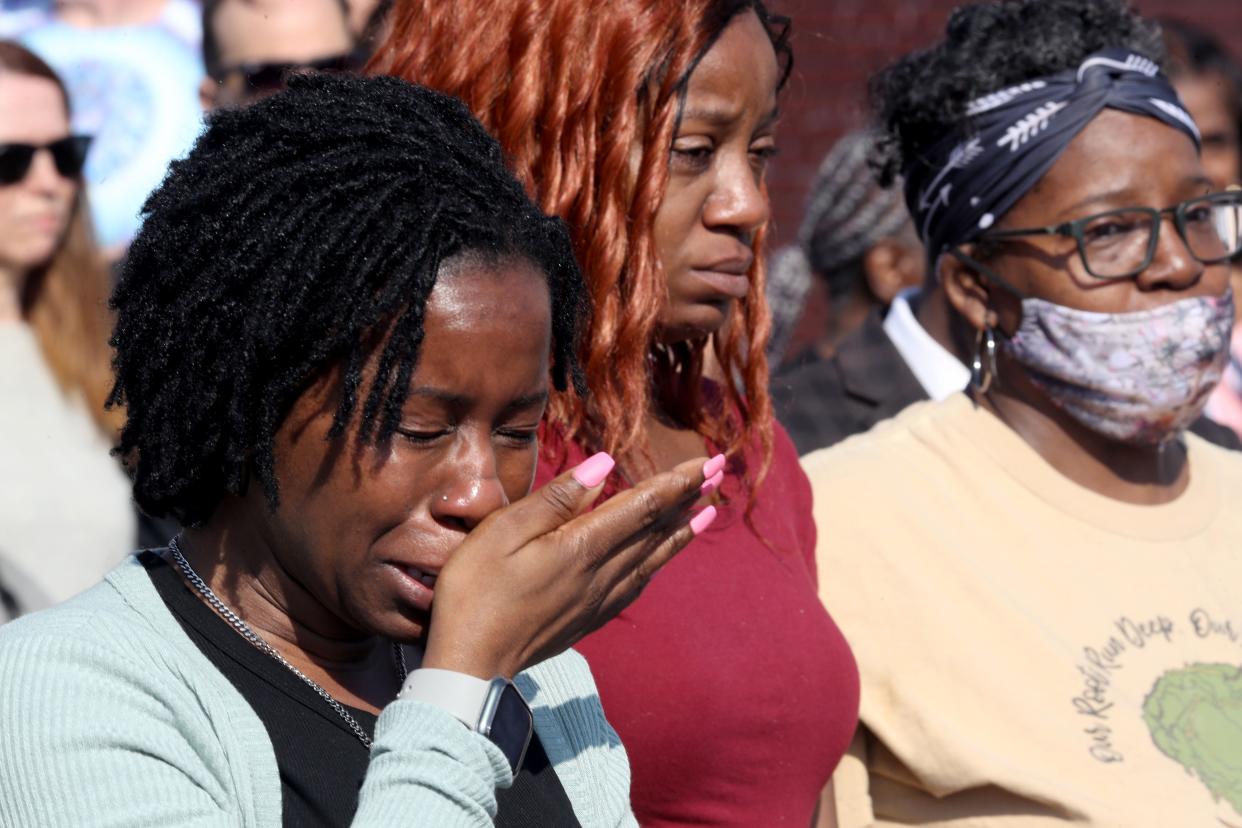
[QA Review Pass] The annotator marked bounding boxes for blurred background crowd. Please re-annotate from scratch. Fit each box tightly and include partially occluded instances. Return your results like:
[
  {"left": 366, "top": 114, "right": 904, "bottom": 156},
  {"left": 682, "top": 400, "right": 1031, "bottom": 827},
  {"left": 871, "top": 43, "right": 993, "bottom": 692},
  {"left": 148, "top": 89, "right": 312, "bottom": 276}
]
[{"left": 1, "top": 0, "right": 1240, "bottom": 612}]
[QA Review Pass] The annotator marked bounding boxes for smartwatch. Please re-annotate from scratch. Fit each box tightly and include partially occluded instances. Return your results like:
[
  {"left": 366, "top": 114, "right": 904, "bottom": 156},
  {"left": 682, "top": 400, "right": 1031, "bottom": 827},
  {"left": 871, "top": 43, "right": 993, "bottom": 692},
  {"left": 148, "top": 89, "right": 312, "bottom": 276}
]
[{"left": 399, "top": 668, "right": 534, "bottom": 775}]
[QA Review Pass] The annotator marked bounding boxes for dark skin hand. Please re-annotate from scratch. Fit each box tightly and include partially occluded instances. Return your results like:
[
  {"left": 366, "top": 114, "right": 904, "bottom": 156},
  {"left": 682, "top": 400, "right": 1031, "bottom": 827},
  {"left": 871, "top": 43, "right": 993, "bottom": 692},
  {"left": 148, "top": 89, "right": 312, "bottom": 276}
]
[
  {"left": 646, "top": 9, "right": 779, "bottom": 470},
  {"left": 178, "top": 255, "right": 712, "bottom": 714},
  {"left": 939, "top": 110, "right": 1231, "bottom": 505}
]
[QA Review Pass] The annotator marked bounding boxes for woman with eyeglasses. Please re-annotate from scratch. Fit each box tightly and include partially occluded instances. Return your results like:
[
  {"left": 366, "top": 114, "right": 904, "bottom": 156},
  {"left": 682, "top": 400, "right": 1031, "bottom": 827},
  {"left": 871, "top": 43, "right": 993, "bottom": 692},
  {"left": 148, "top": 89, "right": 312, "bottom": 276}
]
[
  {"left": 0, "top": 42, "right": 133, "bottom": 621},
  {"left": 801, "top": 1, "right": 1242, "bottom": 826}
]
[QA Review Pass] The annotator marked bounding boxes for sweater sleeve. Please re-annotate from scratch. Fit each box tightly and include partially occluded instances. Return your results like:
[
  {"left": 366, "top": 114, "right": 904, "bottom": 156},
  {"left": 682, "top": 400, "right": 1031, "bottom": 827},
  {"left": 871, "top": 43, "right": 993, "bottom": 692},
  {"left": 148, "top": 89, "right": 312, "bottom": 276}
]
[
  {"left": 0, "top": 615, "right": 573, "bottom": 827},
  {"left": 361, "top": 648, "right": 639, "bottom": 827},
  {"left": 356, "top": 698, "right": 514, "bottom": 826},
  {"left": 0, "top": 612, "right": 256, "bottom": 827},
  {"left": 519, "top": 649, "right": 638, "bottom": 828},
  {"left": 0, "top": 578, "right": 628, "bottom": 827}
]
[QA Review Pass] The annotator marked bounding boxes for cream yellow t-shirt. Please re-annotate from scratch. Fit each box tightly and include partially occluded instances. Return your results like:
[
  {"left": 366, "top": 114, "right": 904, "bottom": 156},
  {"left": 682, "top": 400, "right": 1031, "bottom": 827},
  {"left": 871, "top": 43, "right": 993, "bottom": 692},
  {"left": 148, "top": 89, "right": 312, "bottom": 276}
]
[{"left": 803, "top": 394, "right": 1242, "bottom": 828}]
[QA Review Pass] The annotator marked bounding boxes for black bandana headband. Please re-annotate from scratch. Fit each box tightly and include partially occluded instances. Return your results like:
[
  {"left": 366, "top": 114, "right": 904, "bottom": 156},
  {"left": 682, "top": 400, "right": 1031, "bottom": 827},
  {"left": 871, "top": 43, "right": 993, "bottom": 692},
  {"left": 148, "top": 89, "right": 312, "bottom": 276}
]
[{"left": 904, "top": 49, "right": 1202, "bottom": 262}]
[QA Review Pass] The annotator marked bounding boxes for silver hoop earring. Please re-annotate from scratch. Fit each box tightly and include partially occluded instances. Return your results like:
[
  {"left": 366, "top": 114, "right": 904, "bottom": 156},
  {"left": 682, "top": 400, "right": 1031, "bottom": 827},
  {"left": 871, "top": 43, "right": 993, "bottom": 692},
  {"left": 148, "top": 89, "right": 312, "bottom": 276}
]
[{"left": 971, "top": 326, "right": 998, "bottom": 394}]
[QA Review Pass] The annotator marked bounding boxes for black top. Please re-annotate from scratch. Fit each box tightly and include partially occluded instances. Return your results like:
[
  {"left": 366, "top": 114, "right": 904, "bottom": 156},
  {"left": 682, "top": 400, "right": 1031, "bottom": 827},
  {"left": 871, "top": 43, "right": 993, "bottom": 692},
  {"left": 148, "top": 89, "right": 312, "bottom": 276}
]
[{"left": 140, "top": 551, "right": 580, "bottom": 828}]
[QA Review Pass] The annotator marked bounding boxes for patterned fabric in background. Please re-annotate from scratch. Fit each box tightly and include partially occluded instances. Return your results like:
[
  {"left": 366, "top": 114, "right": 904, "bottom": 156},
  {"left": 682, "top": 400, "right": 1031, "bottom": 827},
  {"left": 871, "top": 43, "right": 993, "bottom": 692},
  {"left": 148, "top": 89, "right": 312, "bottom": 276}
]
[{"left": 2, "top": 1, "right": 204, "bottom": 251}]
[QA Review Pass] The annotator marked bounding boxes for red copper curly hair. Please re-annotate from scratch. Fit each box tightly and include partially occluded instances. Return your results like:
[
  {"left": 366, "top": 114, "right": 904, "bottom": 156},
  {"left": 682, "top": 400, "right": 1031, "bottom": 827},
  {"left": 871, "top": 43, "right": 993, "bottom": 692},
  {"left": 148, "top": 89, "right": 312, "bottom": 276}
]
[{"left": 370, "top": 0, "right": 789, "bottom": 487}]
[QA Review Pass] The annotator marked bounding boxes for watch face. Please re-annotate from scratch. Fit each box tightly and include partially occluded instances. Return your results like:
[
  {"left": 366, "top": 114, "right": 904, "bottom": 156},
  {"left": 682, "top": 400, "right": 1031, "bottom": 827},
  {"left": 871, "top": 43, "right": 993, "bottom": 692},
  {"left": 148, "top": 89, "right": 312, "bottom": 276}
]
[{"left": 489, "top": 683, "right": 534, "bottom": 774}]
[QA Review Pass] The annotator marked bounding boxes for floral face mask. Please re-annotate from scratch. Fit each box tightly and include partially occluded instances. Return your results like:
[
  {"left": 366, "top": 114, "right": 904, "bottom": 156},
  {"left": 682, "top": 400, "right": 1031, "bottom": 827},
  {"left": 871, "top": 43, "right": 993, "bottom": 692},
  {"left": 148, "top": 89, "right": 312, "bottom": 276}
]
[{"left": 1002, "top": 290, "right": 1235, "bottom": 444}]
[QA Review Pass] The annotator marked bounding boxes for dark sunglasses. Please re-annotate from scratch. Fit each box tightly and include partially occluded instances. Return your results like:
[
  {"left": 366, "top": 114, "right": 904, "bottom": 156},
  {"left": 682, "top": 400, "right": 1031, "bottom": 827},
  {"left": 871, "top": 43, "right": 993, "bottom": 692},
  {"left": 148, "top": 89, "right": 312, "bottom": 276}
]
[
  {"left": 0, "top": 135, "right": 92, "bottom": 185},
  {"left": 222, "top": 52, "right": 361, "bottom": 93}
]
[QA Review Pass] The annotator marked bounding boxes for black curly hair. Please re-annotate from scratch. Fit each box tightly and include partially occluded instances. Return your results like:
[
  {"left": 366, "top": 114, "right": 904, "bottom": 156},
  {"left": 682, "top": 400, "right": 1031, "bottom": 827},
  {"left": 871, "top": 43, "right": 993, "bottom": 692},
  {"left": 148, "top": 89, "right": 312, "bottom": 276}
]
[
  {"left": 109, "top": 73, "right": 587, "bottom": 527},
  {"left": 870, "top": 0, "right": 1165, "bottom": 184}
]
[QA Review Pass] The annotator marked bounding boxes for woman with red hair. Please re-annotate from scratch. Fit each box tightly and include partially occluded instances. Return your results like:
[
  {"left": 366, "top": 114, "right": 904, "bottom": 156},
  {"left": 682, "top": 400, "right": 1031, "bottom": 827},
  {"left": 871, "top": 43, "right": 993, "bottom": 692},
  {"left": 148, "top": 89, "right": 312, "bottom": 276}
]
[{"left": 372, "top": 2, "right": 859, "bottom": 823}]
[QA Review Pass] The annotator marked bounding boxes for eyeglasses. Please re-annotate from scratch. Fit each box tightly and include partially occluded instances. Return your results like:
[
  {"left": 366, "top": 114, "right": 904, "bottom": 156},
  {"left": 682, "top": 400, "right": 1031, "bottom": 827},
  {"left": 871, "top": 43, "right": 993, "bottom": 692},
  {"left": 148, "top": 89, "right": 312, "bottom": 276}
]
[
  {"left": 219, "top": 52, "right": 361, "bottom": 94},
  {"left": 0, "top": 136, "right": 92, "bottom": 185},
  {"left": 978, "top": 190, "right": 1242, "bottom": 279}
]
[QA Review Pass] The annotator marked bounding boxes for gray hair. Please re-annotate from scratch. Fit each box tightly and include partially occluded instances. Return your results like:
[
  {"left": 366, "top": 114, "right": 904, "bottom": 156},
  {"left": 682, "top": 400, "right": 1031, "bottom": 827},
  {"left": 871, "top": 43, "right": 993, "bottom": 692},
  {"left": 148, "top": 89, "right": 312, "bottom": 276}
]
[{"left": 766, "top": 130, "right": 912, "bottom": 361}]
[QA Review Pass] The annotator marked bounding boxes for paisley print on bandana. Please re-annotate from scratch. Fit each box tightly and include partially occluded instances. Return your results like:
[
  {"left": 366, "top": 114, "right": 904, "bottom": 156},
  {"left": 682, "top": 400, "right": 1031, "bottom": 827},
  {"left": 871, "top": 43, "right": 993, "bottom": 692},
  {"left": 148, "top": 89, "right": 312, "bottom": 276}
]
[
  {"left": 904, "top": 49, "right": 1200, "bottom": 262},
  {"left": 1004, "top": 291, "right": 1235, "bottom": 444}
]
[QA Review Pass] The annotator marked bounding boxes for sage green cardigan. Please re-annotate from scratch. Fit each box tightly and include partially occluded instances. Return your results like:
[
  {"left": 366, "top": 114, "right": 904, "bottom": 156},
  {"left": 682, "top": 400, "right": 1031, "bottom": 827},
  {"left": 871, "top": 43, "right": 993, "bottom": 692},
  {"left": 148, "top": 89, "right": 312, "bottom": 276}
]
[{"left": 0, "top": 555, "right": 637, "bottom": 827}]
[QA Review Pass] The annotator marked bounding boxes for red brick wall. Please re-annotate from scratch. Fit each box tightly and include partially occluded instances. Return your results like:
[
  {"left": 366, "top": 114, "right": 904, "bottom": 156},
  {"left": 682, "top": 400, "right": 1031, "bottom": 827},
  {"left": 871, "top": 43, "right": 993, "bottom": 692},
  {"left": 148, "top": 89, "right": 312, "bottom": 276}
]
[{"left": 767, "top": 0, "right": 1242, "bottom": 248}]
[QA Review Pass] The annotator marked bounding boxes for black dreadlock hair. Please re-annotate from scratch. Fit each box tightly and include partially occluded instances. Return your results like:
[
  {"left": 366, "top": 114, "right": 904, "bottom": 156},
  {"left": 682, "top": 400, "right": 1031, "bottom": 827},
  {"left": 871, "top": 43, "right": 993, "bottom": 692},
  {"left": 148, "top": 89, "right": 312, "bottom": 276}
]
[
  {"left": 869, "top": 0, "right": 1165, "bottom": 185},
  {"left": 109, "top": 72, "right": 587, "bottom": 527}
]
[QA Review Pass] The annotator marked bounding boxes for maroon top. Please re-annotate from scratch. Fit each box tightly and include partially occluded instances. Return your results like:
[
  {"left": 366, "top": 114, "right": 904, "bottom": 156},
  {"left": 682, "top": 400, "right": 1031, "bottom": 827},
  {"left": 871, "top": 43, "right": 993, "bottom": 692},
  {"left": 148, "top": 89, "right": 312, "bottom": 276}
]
[{"left": 535, "top": 419, "right": 859, "bottom": 827}]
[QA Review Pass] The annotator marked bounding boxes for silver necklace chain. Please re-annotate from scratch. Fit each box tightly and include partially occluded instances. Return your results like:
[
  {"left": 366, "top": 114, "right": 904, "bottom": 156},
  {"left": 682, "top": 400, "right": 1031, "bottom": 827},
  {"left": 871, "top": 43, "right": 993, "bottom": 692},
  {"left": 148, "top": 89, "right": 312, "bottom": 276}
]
[{"left": 167, "top": 536, "right": 407, "bottom": 750}]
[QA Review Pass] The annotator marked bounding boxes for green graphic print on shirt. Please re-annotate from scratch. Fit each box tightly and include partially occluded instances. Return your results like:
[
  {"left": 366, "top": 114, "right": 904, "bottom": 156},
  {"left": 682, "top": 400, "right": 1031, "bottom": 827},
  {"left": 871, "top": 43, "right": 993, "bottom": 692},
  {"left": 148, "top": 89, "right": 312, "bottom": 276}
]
[{"left": 1143, "top": 663, "right": 1242, "bottom": 818}]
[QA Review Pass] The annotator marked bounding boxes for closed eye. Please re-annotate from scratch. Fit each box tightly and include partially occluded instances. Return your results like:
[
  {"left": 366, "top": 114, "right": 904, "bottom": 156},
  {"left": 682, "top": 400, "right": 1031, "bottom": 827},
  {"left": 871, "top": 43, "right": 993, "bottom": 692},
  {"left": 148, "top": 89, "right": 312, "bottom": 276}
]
[
  {"left": 397, "top": 428, "right": 452, "bottom": 445},
  {"left": 671, "top": 144, "right": 715, "bottom": 173},
  {"left": 495, "top": 427, "right": 538, "bottom": 447}
]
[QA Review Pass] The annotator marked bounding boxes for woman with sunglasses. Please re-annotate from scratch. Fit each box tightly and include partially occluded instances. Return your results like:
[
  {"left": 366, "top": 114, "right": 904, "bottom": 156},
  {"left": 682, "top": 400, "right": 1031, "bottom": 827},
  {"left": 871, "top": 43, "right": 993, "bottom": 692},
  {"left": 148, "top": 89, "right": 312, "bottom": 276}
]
[
  {"left": 373, "top": 2, "right": 860, "bottom": 824},
  {"left": 803, "top": 2, "right": 1242, "bottom": 826},
  {"left": 0, "top": 42, "right": 133, "bottom": 621}
]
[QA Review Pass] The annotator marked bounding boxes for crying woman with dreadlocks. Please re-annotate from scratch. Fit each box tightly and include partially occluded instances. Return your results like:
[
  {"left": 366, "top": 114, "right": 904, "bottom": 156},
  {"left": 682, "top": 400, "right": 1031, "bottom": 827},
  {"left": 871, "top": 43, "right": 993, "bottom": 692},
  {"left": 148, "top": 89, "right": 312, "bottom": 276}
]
[{"left": 0, "top": 73, "right": 724, "bottom": 826}]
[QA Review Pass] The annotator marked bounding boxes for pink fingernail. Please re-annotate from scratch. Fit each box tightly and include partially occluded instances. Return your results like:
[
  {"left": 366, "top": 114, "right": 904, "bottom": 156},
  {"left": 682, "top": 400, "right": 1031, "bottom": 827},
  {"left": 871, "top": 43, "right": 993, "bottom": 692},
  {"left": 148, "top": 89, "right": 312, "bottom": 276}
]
[
  {"left": 690, "top": 505, "right": 718, "bottom": 536},
  {"left": 702, "top": 453, "right": 726, "bottom": 479},
  {"left": 699, "top": 470, "right": 724, "bottom": 496},
  {"left": 572, "top": 452, "right": 615, "bottom": 488}
]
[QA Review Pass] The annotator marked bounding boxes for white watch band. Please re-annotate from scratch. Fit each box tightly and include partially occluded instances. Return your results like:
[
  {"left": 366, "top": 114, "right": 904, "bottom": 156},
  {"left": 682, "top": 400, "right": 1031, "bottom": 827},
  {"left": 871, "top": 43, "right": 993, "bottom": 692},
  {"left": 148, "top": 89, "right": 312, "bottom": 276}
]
[{"left": 398, "top": 668, "right": 492, "bottom": 730}]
